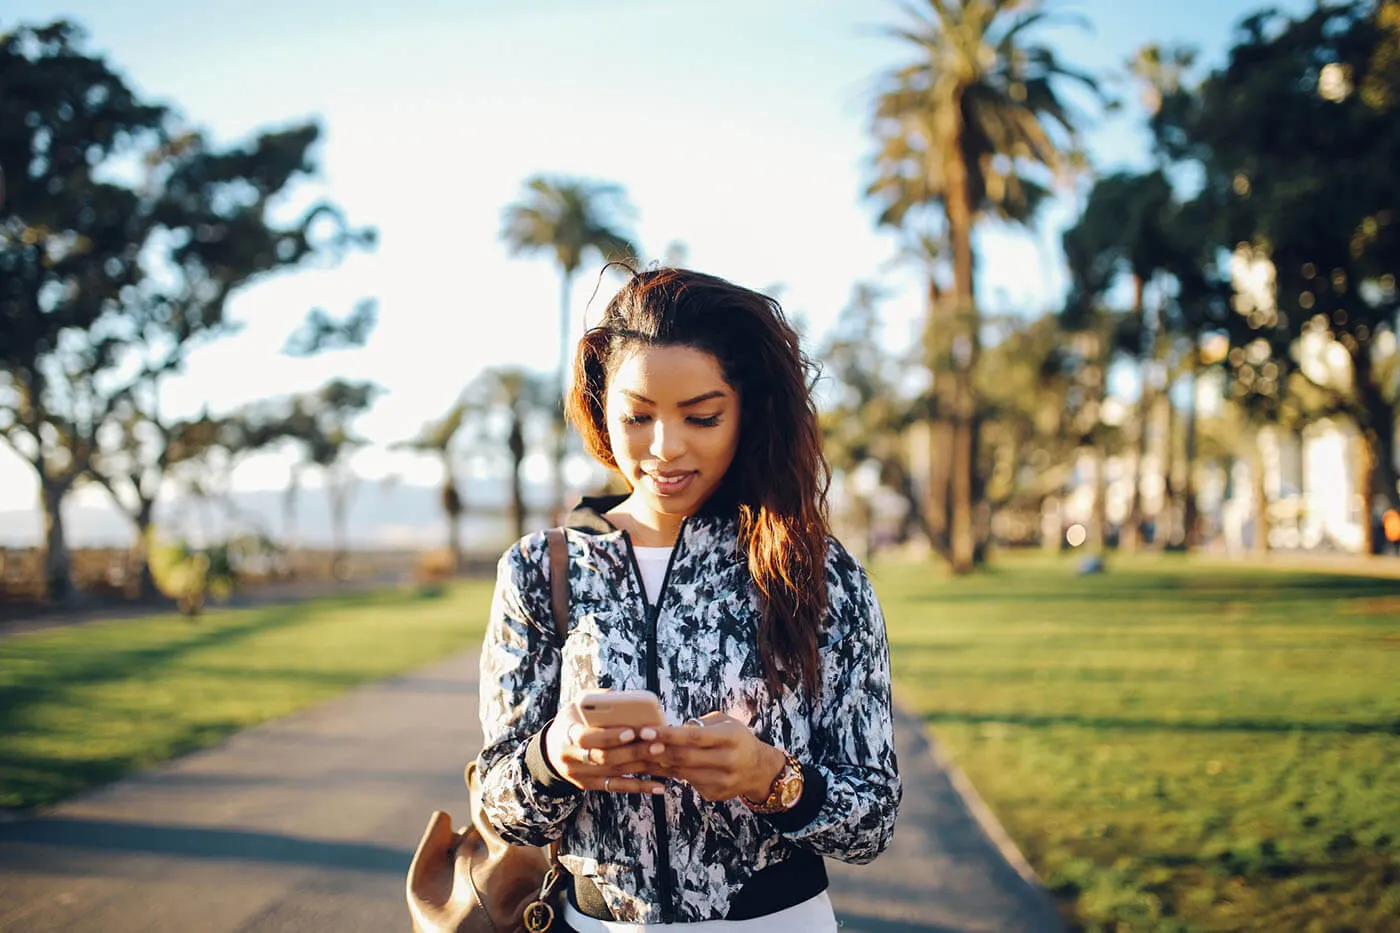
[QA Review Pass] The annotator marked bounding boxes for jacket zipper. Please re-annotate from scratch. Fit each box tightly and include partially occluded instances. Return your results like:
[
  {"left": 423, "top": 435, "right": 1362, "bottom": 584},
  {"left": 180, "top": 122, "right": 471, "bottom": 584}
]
[{"left": 621, "top": 520, "right": 686, "bottom": 924}]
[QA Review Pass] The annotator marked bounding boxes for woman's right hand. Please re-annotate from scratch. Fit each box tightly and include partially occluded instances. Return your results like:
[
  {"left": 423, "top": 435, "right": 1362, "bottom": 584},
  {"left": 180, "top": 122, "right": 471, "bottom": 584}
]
[{"left": 545, "top": 700, "right": 667, "bottom": 795}]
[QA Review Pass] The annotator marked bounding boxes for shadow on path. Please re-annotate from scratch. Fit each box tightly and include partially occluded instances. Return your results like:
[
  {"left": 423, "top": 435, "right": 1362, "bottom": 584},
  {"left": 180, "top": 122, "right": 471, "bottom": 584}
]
[{"left": 1, "top": 816, "right": 411, "bottom": 875}]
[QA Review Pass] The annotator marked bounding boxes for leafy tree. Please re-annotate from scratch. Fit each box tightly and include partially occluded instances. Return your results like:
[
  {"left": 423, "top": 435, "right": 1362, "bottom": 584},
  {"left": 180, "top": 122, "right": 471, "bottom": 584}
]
[
  {"left": 1059, "top": 169, "right": 1180, "bottom": 550},
  {"left": 977, "top": 312, "right": 1099, "bottom": 540},
  {"left": 818, "top": 283, "right": 933, "bottom": 553},
  {"left": 1185, "top": 2, "right": 1400, "bottom": 551},
  {"left": 283, "top": 299, "right": 377, "bottom": 357},
  {"left": 0, "top": 19, "right": 374, "bottom": 600},
  {"left": 1061, "top": 42, "right": 1235, "bottom": 553},
  {"left": 83, "top": 128, "right": 373, "bottom": 597},
  {"left": 501, "top": 177, "right": 637, "bottom": 523},
  {"left": 867, "top": 0, "right": 1095, "bottom": 573},
  {"left": 0, "top": 20, "right": 164, "bottom": 599},
  {"left": 279, "top": 379, "right": 380, "bottom": 579}
]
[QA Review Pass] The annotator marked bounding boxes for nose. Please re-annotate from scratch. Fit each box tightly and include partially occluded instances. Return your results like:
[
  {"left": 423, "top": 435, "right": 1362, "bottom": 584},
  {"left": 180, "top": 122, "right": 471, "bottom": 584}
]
[{"left": 648, "top": 419, "right": 684, "bottom": 462}]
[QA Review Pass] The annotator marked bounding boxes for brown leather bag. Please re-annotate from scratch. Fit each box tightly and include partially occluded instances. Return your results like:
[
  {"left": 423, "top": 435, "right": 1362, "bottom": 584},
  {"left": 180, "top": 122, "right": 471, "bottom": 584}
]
[{"left": 407, "top": 529, "right": 572, "bottom": 933}]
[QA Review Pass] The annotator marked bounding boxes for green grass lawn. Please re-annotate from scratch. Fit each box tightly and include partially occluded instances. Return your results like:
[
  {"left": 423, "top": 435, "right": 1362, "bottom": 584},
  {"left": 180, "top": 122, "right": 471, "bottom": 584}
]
[
  {"left": 4, "top": 557, "right": 1398, "bottom": 931},
  {"left": 872, "top": 553, "right": 1400, "bottom": 933},
  {"left": 0, "top": 582, "right": 495, "bottom": 810}
]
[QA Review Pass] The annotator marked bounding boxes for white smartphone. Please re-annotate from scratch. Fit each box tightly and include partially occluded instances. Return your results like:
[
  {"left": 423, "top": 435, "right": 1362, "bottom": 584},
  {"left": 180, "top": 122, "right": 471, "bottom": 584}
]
[{"left": 577, "top": 689, "right": 664, "bottom": 729}]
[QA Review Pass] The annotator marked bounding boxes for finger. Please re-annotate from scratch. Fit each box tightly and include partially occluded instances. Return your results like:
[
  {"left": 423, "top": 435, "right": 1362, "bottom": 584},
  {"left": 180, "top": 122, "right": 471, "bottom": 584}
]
[
  {"left": 566, "top": 741, "right": 658, "bottom": 769},
  {"left": 673, "top": 768, "right": 740, "bottom": 799},
  {"left": 653, "top": 724, "right": 728, "bottom": 748},
  {"left": 650, "top": 745, "right": 729, "bottom": 770},
  {"left": 596, "top": 741, "right": 661, "bottom": 768},
  {"left": 575, "top": 726, "right": 641, "bottom": 749},
  {"left": 592, "top": 776, "right": 666, "bottom": 795},
  {"left": 561, "top": 743, "right": 607, "bottom": 767}
]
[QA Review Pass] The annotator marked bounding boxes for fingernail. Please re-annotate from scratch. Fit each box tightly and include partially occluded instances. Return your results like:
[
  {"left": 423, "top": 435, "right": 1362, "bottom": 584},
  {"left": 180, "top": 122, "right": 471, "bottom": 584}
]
[
  {"left": 619, "top": 729, "right": 635, "bottom": 742},
  {"left": 640, "top": 727, "right": 657, "bottom": 741},
  {"left": 650, "top": 743, "right": 665, "bottom": 755},
  {"left": 651, "top": 784, "right": 665, "bottom": 795}
]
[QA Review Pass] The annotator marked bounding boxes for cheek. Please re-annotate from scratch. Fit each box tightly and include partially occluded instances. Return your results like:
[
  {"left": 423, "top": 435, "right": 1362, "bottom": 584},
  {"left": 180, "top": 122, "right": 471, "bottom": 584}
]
[
  {"left": 605, "top": 421, "right": 640, "bottom": 464},
  {"left": 712, "top": 424, "right": 741, "bottom": 467}
]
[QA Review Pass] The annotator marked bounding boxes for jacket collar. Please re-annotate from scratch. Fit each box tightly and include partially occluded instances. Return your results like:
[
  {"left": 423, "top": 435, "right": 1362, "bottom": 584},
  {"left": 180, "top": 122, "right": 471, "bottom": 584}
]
[{"left": 565, "top": 493, "right": 737, "bottom": 540}]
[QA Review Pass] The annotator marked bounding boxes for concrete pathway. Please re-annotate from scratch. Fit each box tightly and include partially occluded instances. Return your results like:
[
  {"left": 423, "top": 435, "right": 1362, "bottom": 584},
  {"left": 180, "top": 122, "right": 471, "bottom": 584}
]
[{"left": 0, "top": 651, "right": 1062, "bottom": 933}]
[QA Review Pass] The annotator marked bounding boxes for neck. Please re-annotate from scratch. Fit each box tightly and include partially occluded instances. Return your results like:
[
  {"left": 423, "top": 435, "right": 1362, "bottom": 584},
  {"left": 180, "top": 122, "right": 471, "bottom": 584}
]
[{"left": 608, "top": 499, "right": 686, "bottom": 547}]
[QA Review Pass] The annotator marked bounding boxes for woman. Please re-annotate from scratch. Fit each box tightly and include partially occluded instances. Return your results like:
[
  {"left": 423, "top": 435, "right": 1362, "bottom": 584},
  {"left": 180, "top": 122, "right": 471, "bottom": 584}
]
[{"left": 478, "top": 267, "right": 900, "bottom": 930}]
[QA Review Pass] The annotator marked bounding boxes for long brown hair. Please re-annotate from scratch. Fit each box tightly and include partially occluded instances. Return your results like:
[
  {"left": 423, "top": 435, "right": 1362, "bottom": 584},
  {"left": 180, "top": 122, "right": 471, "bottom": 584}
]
[{"left": 567, "top": 267, "right": 831, "bottom": 695}]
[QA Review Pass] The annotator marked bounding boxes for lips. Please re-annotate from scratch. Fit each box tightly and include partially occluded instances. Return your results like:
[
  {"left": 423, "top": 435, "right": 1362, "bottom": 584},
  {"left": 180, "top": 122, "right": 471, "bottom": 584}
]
[{"left": 644, "top": 471, "right": 696, "bottom": 496}]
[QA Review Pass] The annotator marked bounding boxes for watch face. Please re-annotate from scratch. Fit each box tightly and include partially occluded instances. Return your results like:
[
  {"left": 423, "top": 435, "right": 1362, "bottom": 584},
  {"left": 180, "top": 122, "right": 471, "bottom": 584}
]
[{"left": 779, "top": 773, "right": 803, "bottom": 808}]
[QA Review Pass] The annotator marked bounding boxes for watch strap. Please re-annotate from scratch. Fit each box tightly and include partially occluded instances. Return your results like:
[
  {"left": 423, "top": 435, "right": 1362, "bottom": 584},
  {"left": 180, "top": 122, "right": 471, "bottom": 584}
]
[{"left": 743, "top": 751, "right": 803, "bottom": 814}]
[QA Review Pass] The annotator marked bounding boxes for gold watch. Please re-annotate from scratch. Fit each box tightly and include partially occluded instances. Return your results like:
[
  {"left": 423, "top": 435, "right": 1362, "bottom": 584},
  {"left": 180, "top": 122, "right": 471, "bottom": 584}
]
[{"left": 743, "top": 751, "right": 804, "bottom": 814}]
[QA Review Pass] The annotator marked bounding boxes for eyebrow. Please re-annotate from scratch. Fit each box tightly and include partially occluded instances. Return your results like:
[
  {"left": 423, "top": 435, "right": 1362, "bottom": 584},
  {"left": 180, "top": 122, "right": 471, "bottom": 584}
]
[{"left": 620, "top": 389, "right": 728, "bottom": 408}]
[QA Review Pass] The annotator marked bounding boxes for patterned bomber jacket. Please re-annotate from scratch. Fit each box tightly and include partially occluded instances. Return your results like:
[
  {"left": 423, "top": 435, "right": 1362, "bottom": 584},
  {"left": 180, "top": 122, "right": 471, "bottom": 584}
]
[{"left": 476, "top": 497, "right": 901, "bottom": 924}]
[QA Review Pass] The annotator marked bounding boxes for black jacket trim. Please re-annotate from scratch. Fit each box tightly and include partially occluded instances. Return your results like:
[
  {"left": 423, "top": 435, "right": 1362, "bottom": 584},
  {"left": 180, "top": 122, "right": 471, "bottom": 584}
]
[
  {"left": 763, "top": 761, "right": 828, "bottom": 834},
  {"left": 725, "top": 849, "right": 829, "bottom": 920},
  {"left": 524, "top": 722, "right": 580, "bottom": 798}
]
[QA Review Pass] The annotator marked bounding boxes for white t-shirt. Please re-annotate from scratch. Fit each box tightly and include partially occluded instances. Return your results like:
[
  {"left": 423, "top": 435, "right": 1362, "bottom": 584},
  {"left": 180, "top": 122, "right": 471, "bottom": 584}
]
[
  {"left": 632, "top": 545, "right": 674, "bottom": 606},
  {"left": 562, "top": 891, "right": 838, "bottom": 933}
]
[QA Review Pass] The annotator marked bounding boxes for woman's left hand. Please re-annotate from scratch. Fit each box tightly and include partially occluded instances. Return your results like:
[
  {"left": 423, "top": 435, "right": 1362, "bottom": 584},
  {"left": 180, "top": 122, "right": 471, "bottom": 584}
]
[{"left": 642, "top": 712, "right": 786, "bottom": 803}]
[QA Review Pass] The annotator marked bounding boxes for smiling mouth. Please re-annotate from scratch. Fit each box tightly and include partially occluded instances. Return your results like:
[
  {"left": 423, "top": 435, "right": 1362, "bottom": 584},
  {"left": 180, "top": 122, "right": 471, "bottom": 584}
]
[{"left": 644, "top": 472, "right": 696, "bottom": 495}]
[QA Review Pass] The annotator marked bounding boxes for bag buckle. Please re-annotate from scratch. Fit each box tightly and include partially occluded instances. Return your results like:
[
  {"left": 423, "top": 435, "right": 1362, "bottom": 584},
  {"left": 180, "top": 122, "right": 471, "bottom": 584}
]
[{"left": 522, "top": 866, "right": 562, "bottom": 933}]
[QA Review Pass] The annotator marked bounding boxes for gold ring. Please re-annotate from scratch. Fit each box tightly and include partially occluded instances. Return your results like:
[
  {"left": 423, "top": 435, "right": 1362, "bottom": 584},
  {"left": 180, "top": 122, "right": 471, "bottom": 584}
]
[{"left": 604, "top": 777, "right": 611, "bottom": 792}]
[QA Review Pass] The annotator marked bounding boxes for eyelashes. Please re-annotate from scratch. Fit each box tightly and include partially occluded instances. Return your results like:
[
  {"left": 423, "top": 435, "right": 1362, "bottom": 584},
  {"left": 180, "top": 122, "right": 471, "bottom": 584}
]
[{"left": 619, "top": 414, "right": 723, "bottom": 428}]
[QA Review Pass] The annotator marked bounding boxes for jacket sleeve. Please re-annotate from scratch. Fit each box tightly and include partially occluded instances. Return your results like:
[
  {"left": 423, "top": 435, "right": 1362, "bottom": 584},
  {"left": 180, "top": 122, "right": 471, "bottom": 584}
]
[
  {"left": 769, "top": 543, "right": 901, "bottom": 863},
  {"left": 476, "top": 533, "right": 583, "bottom": 846}
]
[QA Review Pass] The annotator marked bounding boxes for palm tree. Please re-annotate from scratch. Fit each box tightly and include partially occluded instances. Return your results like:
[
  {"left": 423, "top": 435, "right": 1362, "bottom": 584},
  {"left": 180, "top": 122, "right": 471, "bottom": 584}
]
[
  {"left": 868, "top": 0, "right": 1094, "bottom": 573},
  {"left": 501, "top": 177, "right": 638, "bottom": 523},
  {"left": 464, "top": 367, "right": 554, "bottom": 542},
  {"left": 396, "top": 401, "right": 469, "bottom": 572}
]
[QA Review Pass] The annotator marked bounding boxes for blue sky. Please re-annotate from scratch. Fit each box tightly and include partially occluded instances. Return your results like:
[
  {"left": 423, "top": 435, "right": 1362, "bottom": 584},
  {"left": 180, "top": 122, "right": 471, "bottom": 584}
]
[{"left": 0, "top": 0, "right": 1309, "bottom": 535}]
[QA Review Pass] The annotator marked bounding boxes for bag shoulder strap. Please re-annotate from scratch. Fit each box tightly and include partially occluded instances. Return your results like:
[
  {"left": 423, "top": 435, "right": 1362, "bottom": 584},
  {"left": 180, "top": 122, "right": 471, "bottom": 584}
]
[
  {"left": 545, "top": 527, "right": 570, "bottom": 643},
  {"left": 543, "top": 528, "right": 570, "bottom": 870}
]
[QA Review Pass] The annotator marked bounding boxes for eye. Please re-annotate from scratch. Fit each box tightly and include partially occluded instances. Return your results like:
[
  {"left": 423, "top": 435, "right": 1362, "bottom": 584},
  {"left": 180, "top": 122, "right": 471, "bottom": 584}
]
[
  {"left": 688, "top": 415, "right": 722, "bottom": 427},
  {"left": 619, "top": 413, "right": 652, "bottom": 426}
]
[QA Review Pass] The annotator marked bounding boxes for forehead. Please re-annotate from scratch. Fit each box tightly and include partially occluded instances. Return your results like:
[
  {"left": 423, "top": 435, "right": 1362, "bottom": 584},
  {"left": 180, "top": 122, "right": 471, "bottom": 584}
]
[{"left": 607, "top": 344, "right": 733, "bottom": 399}]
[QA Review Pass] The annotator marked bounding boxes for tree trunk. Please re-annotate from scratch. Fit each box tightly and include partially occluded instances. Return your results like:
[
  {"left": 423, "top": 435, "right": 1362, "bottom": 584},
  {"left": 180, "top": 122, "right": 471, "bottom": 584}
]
[
  {"left": 1252, "top": 430, "right": 1271, "bottom": 555},
  {"left": 1090, "top": 322, "right": 1112, "bottom": 555},
  {"left": 511, "top": 452, "right": 527, "bottom": 541},
  {"left": 943, "top": 101, "right": 978, "bottom": 576},
  {"left": 950, "top": 393, "right": 975, "bottom": 573},
  {"left": 1351, "top": 346, "right": 1398, "bottom": 553},
  {"left": 1356, "top": 430, "right": 1378, "bottom": 556},
  {"left": 1124, "top": 274, "right": 1150, "bottom": 553},
  {"left": 328, "top": 472, "right": 354, "bottom": 582},
  {"left": 921, "top": 272, "right": 952, "bottom": 559},
  {"left": 509, "top": 412, "right": 528, "bottom": 540},
  {"left": 553, "top": 268, "right": 575, "bottom": 526},
  {"left": 1158, "top": 389, "right": 1177, "bottom": 549},
  {"left": 283, "top": 465, "right": 301, "bottom": 578},
  {"left": 884, "top": 456, "right": 935, "bottom": 549},
  {"left": 441, "top": 452, "right": 465, "bottom": 573},
  {"left": 924, "top": 420, "right": 953, "bottom": 557},
  {"left": 40, "top": 478, "right": 73, "bottom": 603},
  {"left": 131, "top": 497, "right": 159, "bottom": 600},
  {"left": 447, "top": 512, "right": 463, "bottom": 573},
  {"left": 1091, "top": 446, "right": 1109, "bottom": 555},
  {"left": 1182, "top": 353, "right": 1201, "bottom": 549}
]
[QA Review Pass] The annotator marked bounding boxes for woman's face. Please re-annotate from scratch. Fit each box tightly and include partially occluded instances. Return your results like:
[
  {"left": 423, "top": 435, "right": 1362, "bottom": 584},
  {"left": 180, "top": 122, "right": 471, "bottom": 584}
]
[{"left": 605, "top": 343, "right": 741, "bottom": 523}]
